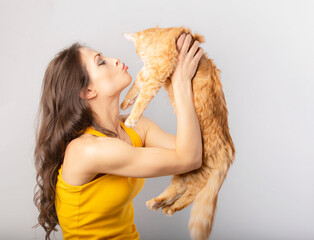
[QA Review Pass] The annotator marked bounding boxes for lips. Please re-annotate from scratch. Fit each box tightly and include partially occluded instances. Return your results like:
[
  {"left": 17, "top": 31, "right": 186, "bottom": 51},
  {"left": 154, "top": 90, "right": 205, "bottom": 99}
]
[{"left": 121, "top": 62, "right": 128, "bottom": 70}]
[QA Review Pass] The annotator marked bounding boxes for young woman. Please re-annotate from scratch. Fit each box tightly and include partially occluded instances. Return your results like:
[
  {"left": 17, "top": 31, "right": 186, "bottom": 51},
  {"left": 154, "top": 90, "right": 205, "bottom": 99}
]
[{"left": 33, "top": 33, "right": 203, "bottom": 240}]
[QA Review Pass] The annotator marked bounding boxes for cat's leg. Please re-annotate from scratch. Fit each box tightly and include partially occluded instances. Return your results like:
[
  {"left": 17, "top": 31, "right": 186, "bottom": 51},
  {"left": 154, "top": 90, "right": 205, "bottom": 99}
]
[
  {"left": 146, "top": 174, "right": 188, "bottom": 211},
  {"left": 160, "top": 158, "right": 228, "bottom": 217},
  {"left": 160, "top": 177, "right": 206, "bottom": 216},
  {"left": 157, "top": 169, "right": 208, "bottom": 216},
  {"left": 120, "top": 69, "right": 144, "bottom": 110},
  {"left": 124, "top": 72, "right": 164, "bottom": 127}
]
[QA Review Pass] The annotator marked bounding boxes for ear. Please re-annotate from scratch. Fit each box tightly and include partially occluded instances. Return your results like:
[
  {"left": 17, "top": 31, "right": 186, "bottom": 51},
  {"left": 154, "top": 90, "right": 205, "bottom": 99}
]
[
  {"left": 79, "top": 88, "right": 97, "bottom": 100},
  {"left": 123, "top": 33, "right": 137, "bottom": 43}
]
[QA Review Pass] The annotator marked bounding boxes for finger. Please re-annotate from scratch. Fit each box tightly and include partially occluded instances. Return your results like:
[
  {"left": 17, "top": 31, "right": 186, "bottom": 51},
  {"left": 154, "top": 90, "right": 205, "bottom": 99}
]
[
  {"left": 187, "top": 40, "right": 200, "bottom": 59},
  {"left": 176, "top": 33, "right": 186, "bottom": 51},
  {"left": 180, "top": 34, "right": 192, "bottom": 56},
  {"left": 192, "top": 47, "right": 204, "bottom": 64}
]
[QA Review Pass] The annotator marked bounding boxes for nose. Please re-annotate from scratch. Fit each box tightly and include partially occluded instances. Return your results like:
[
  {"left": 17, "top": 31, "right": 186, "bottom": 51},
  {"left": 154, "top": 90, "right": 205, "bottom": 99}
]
[{"left": 115, "top": 58, "right": 120, "bottom": 66}]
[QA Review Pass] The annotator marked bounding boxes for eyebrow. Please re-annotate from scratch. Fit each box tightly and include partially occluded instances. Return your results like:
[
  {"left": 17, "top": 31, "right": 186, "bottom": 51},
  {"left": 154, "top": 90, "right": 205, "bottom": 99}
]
[{"left": 94, "top": 53, "right": 102, "bottom": 64}]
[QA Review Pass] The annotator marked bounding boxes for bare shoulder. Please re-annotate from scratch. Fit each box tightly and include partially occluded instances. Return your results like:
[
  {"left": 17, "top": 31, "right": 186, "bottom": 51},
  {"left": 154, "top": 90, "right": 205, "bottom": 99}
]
[
  {"left": 62, "top": 136, "right": 101, "bottom": 185},
  {"left": 65, "top": 133, "right": 104, "bottom": 165},
  {"left": 64, "top": 133, "right": 103, "bottom": 166}
]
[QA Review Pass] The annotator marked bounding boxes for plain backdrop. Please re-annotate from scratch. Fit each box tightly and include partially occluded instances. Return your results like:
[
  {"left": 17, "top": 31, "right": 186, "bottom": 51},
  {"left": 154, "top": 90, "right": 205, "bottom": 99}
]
[{"left": 0, "top": 0, "right": 313, "bottom": 239}]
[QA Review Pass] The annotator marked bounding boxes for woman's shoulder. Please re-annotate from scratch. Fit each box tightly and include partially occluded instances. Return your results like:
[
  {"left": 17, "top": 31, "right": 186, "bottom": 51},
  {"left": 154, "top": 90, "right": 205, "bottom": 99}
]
[{"left": 62, "top": 137, "right": 101, "bottom": 185}]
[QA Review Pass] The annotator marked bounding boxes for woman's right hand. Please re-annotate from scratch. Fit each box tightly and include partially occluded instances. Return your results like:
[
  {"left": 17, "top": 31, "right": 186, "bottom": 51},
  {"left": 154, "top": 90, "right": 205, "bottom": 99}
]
[{"left": 171, "top": 33, "right": 204, "bottom": 87}]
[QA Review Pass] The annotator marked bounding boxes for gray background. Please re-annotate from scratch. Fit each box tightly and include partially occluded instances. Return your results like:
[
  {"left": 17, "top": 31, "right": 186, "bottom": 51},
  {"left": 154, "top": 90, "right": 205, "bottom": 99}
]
[{"left": 0, "top": 0, "right": 313, "bottom": 239}]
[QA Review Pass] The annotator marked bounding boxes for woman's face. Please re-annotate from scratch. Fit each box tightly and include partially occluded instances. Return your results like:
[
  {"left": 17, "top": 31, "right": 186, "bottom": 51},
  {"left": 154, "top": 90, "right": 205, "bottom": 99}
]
[{"left": 79, "top": 47, "right": 132, "bottom": 100}]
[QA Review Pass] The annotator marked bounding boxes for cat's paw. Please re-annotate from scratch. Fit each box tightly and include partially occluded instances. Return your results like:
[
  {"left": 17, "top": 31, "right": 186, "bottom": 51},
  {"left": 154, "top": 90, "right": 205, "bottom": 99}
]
[
  {"left": 120, "top": 99, "right": 131, "bottom": 110},
  {"left": 146, "top": 196, "right": 172, "bottom": 211},
  {"left": 120, "top": 98, "right": 136, "bottom": 110},
  {"left": 161, "top": 206, "right": 175, "bottom": 217},
  {"left": 146, "top": 198, "right": 163, "bottom": 211},
  {"left": 125, "top": 117, "right": 138, "bottom": 128},
  {"left": 145, "top": 199, "right": 159, "bottom": 212}
]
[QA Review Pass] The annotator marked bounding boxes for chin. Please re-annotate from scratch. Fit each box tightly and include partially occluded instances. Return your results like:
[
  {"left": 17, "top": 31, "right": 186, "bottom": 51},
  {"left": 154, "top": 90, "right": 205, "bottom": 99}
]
[
  {"left": 127, "top": 74, "right": 132, "bottom": 84},
  {"left": 121, "top": 76, "right": 132, "bottom": 90}
]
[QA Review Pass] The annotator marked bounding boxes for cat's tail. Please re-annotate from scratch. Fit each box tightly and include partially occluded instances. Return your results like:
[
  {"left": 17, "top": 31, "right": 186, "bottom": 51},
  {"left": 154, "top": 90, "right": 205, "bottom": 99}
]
[{"left": 188, "top": 161, "right": 230, "bottom": 240}]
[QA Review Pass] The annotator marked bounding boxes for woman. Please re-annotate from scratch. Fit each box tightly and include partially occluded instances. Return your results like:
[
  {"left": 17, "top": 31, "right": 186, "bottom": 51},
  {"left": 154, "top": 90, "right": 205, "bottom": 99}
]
[{"left": 33, "top": 33, "right": 203, "bottom": 240}]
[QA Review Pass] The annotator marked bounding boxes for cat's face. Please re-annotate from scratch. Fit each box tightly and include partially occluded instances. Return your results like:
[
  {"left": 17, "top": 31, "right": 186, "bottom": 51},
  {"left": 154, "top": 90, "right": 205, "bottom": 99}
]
[
  {"left": 123, "top": 27, "right": 181, "bottom": 65},
  {"left": 123, "top": 31, "right": 154, "bottom": 64},
  {"left": 79, "top": 47, "right": 132, "bottom": 100}
]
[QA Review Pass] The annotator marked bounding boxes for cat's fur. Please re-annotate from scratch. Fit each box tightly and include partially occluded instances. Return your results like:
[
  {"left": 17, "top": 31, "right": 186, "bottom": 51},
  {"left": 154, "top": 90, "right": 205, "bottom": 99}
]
[{"left": 120, "top": 26, "right": 235, "bottom": 240}]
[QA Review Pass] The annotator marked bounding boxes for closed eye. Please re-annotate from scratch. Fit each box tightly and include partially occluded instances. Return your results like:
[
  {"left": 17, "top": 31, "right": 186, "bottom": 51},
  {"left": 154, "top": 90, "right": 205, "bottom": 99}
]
[{"left": 99, "top": 59, "right": 106, "bottom": 65}]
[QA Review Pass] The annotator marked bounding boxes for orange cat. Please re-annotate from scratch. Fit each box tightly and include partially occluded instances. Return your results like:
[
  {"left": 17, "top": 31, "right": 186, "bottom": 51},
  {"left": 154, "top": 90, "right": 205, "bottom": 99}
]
[{"left": 120, "top": 26, "right": 236, "bottom": 240}]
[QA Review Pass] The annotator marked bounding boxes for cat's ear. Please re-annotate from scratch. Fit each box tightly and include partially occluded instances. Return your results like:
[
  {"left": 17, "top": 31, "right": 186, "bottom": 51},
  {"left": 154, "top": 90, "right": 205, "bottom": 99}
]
[
  {"left": 123, "top": 33, "right": 137, "bottom": 43},
  {"left": 193, "top": 33, "right": 205, "bottom": 43}
]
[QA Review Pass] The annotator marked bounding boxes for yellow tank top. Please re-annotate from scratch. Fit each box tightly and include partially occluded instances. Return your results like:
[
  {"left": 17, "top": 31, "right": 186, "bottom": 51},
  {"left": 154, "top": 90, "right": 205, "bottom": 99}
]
[{"left": 55, "top": 120, "right": 145, "bottom": 239}]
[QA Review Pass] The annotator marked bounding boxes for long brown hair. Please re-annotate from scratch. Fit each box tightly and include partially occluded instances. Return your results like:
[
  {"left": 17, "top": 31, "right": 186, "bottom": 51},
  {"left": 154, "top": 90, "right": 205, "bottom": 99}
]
[{"left": 32, "top": 42, "right": 119, "bottom": 239}]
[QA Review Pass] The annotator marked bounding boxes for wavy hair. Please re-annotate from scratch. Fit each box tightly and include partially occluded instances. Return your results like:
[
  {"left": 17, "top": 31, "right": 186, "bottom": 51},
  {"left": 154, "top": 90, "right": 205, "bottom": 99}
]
[{"left": 32, "top": 42, "right": 119, "bottom": 239}]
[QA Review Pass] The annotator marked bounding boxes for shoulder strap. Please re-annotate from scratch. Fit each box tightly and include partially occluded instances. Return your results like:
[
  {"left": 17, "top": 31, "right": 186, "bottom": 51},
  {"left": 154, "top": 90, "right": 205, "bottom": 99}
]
[
  {"left": 120, "top": 121, "right": 143, "bottom": 147},
  {"left": 83, "top": 127, "right": 108, "bottom": 137},
  {"left": 80, "top": 120, "right": 143, "bottom": 147}
]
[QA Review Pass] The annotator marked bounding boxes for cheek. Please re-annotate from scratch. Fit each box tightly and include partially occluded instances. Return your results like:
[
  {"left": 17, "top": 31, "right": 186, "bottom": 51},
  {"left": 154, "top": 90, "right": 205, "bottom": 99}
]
[
  {"left": 97, "top": 78, "right": 117, "bottom": 96},
  {"left": 94, "top": 68, "right": 129, "bottom": 96},
  {"left": 97, "top": 73, "right": 122, "bottom": 95}
]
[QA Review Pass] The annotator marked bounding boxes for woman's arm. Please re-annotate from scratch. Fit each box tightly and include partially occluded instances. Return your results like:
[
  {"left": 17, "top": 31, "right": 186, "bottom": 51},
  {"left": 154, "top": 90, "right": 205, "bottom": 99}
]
[
  {"left": 140, "top": 116, "right": 176, "bottom": 149},
  {"left": 172, "top": 82, "right": 202, "bottom": 167}
]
